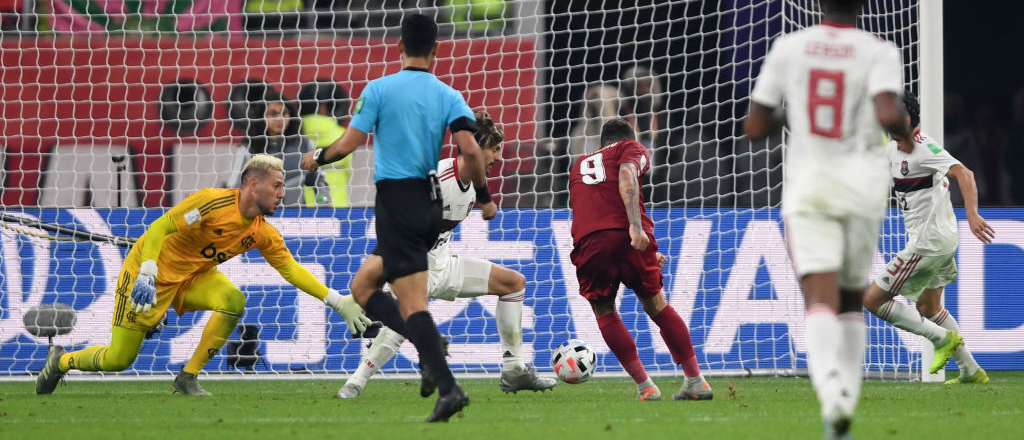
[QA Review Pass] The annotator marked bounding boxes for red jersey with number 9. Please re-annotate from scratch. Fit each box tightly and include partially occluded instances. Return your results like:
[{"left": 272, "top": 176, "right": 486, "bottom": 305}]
[{"left": 569, "top": 140, "right": 654, "bottom": 245}]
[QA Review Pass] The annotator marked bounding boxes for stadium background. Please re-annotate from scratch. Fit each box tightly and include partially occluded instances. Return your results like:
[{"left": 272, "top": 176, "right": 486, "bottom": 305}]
[{"left": 1, "top": 1, "right": 1022, "bottom": 378}]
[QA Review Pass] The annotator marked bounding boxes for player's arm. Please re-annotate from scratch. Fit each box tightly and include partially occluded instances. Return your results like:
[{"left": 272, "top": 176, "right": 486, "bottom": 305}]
[
  {"left": 260, "top": 225, "right": 371, "bottom": 334},
  {"left": 870, "top": 44, "right": 911, "bottom": 142},
  {"left": 127, "top": 214, "right": 178, "bottom": 312},
  {"left": 302, "top": 126, "right": 367, "bottom": 172},
  {"left": 745, "top": 102, "right": 785, "bottom": 141},
  {"left": 873, "top": 92, "right": 911, "bottom": 142},
  {"left": 947, "top": 164, "right": 995, "bottom": 243},
  {"left": 618, "top": 162, "right": 649, "bottom": 251}
]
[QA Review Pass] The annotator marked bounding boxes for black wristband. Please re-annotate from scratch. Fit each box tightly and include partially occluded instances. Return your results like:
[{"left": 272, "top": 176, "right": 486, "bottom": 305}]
[
  {"left": 475, "top": 185, "right": 492, "bottom": 204},
  {"left": 314, "top": 148, "right": 332, "bottom": 166}
]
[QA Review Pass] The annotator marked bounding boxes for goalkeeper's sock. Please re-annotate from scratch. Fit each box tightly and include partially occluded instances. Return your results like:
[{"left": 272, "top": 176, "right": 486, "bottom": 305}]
[
  {"left": 806, "top": 304, "right": 842, "bottom": 417},
  {"left": 650, "top": 304, "right": 700, "bottom": 377},
  {"left": 876, "top": 299, "right": 947, "bottom": 345},
  {"left": 184, "top": 310, "right": 240, "bottom": 375},
  {"left": 406, "top": 311, "right": 456, "bottom": 396},
  {"left": 350, "top": 326, "right": 406, "bottom": 388},
  {"left": 496, "top": 290, "right": 526, "bottom": 373},
  {"left": 597, "top": 312, "right": 648, "bottom": 384},
  {"left": 929, "top": 309, "right": 980, "bottom": 376},
  {"left": 364, "top": 290, "right": 410, "bottom": 338},
  {"left": 837, "top": 312, "right": 866, "bottom": 416},
  {"left": 60, "top": 346, "right": 107, "bottom": 372}
]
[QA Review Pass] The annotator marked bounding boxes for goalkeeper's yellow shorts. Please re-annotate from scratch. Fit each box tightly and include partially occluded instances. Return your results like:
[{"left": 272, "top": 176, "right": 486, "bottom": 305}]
[{"left": 110, "top": 264, "right": 221, "bottom": 332}]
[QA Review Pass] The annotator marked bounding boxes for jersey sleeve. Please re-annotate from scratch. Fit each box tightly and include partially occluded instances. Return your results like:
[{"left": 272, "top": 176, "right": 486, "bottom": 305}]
[
  {"left": 750, "top": 41, "right": 786, "bottom": 108},
  {"left": 444, "top": 86, "right": 475, "bottom": 126},
  {"left": 256, "top": 221, "right": 296, "bottom": 269},
  {"left": 617, "top": 141, "right": 651, "bottom": 176},
  {"left": 348, "top": 81, "right": 379, "bottom": 135},
  {"left": 867, "top": 43, "right": 903, "bottom": 97},
  {"left": 166, "top": 189, "right": 225, "bottom": 232},
  {"left": 920, "top": 142, "right": 962, "bottom": 176}
]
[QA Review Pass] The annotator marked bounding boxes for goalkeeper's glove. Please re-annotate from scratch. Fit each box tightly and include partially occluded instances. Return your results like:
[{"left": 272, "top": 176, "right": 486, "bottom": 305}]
[
  {"left": 129, "top": 260, "right": 158, "bottom": 313},
  {"left": 324, "top": 289, "right": 372, "bottom": 336}
]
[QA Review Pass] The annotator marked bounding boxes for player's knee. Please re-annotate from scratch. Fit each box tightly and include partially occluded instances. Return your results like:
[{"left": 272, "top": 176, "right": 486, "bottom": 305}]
[
  {"left": 915, "top": 300, "right": 940, "bottom": 319},
  {"left": 509, "top": 271, "right": 526, "bottom": 293},
  {"left": 103, "top": 349, "right": 139, "bottom": 372},
  {"left": 862, "top": 283, "right": 887, "bottom": 313},
  {"left": 219, "top": 288, "right": 246, "bottom": 317},
  {"left": 589, "top": 299, "right": 615, "bottom": 317},
  {"left": 639, "top": 293, "right": 667, "bottom": 317}
]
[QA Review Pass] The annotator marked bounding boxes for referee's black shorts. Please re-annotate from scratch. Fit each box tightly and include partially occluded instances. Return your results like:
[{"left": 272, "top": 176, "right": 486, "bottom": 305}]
[{"left": 373, "top": 178, "right": 443, "bottom": 282}]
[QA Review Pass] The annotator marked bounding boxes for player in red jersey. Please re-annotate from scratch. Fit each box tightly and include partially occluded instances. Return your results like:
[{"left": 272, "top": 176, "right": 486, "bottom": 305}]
[{"left": 568, "top": 118, "right": 712, "bottom": 401}]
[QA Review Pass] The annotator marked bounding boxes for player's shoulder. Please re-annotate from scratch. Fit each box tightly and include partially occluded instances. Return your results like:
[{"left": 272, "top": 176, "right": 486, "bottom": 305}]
[
  {"left": 437, "top": 157, "right": 456, "bottom": 173},
  {"left": 191, "top": 188, "right": 238, "bottom": 216},
  {"left": 914, "top": 131, "right": 946, "bottom": 155}
]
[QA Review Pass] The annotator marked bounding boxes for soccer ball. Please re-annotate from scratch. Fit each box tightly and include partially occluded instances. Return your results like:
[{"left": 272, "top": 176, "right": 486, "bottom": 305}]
[{"left": 551, "top": 339, "right": 597, "bottom": 384}]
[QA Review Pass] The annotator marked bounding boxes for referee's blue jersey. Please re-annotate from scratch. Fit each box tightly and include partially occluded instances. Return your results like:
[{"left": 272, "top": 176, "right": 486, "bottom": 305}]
[{"left": 349, "top": 68, "right": 475, "bottom": 182}]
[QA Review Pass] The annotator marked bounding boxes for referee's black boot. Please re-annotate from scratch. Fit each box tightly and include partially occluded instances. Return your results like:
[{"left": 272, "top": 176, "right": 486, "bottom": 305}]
[{"left": 426, "top": 383, "right": 469, "bottom": 423}]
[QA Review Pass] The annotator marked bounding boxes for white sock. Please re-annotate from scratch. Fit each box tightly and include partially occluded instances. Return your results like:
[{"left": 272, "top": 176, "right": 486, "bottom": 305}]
[
  {"left": 929, "top": 309, "right": 980, "bottom": 376},
  {"left": 346, "top": 326, "right": 405, "bottom": 388},
  {"left": 876, "top": 299, "right": 948, "bottom": 345},
  {"left": 806, "top": 305, "right": 842, "bottom": 418},
  {"left": 838, "top": 312, "right": 865, "bottom": 416},
  {"left": 496, "top": 290, "right": 526, "bottom": 373},
  {"left": 637, "top": 377, "right": 658, "bottom": 392}
]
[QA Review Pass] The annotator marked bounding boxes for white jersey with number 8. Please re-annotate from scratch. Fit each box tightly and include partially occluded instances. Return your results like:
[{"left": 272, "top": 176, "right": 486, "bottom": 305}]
[{"left": 751, "top": 22, "right": 903, "bottom": 217}]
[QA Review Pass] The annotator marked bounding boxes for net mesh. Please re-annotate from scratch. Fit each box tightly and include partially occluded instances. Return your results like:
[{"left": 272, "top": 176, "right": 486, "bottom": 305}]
[{"left": 0, "top": 0, "right": 923, "bottom": 378}]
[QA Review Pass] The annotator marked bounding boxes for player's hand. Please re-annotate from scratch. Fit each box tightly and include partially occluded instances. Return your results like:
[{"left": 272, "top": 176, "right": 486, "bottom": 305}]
[
  {"left": 480, "top": 201, "right": 497, "bottom": 220},
  {"left": 656, "top": 252, "right": 667, "bottom": 270},
  {"left": 967, "top": 213, "right": 995, "bottom": 244},
  {"left": 129, "top": 260, "right": 158, "bottom": 313},
  {"left": 629, "top": 225, "right": 649, "bottom": 251},
  {"left": 301, "top": 150, "right": 320, "bottom": 173},
  {"left": 324, "top": 289, "right": 373, "bottom": 335}
]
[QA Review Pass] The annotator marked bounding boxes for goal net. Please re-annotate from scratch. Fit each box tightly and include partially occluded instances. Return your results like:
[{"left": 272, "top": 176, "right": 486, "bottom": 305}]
[{"left": 0, "top": 0, "right": 928, "bottom": 379}]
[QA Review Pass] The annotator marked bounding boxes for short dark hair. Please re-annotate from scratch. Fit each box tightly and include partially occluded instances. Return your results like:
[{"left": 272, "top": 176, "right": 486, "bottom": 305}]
[
  {"left": 903, "top": 90, "right": 921, "bottom": 129},
  {"left": 401, "top": 14, "right": 438, "bottom": 58},
  {"left": 600, "top": 118, "right": 635, "bottom": 146},
  {"left": 297, "top": 80, "right": 351, "bottom": 119}
]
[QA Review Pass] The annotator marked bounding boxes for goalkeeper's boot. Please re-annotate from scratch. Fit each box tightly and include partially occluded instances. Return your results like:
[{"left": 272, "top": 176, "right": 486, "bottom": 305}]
[
  {"left": 419, "top": 335, "right": 450, "bottom": 398},
  {"left": 36, "top": 345, "right": 67, "bottom": 395},
  {"left": 426, "top": 383, "right": 469, "bottom": 423},
  {"left": 930, "top": 330, "right": 964, "bottom": 374},
  {"left": 637, "top": 386, "right": 662, "bottom": 401},
  {"left": 173, "top": 368, "right": 212, "bottom": 396},
  {"left": 945, "top": 368, "right": 990, "bottom": 385},
  {"left": 337, "top": 382, "right": 364, "bottom": 399},
  {"left": 672, "top": 377, "right": 714, "bottom": 401},
  {"left": 499, "top": 365, "right": 557, "bottom": 394}
]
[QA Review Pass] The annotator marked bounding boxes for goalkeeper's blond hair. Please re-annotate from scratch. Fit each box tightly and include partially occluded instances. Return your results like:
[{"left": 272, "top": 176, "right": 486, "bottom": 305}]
[{"left": 239, "top": 154, "right": 284, "bottom": 187}]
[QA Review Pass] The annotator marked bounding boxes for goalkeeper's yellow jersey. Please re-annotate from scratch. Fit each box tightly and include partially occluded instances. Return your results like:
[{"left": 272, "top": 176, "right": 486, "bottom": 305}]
[{"left": 124, "top": 188, "right": 294, "bottom": 286}]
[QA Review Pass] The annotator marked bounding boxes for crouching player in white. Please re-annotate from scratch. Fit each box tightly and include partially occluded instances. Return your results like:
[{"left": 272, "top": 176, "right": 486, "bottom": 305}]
[
  {"left": 338, "top": 111, "right": 557, "bottom": 398},
  {"left": 864, "top": 91, "right": 994, "bottom": 384}
]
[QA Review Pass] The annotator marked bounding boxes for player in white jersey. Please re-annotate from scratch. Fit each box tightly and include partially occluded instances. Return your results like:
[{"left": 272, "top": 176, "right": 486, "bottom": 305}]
[
  {"left": 745, "top": 1, "right": 912, "bottom": 438},
  {"left": 863, "top": 91, "right": 994, "bottom": 385},
  {"left": 338, "top": 111, "right": 557, "bottom": 399}
]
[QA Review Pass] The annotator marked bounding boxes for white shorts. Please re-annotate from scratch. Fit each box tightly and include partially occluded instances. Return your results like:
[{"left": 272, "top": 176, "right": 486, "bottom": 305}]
[
  {"left": 873, "top": 249, "right": 957, "bottom": 301},
  {"left": 785, "top": 212, "right": 882, "bottom": 290},
  {"left": 427, "top": 255, "right": 493, "bottom": 301}
]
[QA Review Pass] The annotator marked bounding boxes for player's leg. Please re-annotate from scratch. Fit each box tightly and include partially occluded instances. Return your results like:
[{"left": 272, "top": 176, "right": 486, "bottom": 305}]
[
  {"left": 575, "top": 230, "right": 658, "bottom": 400},
  {"left": 917, "top": 286, "right": 986, "bottom": 384},
  {"left": 450, "top": 256, "right": 556, "bottom": 393},
  {"left": 785, "top": 213, "right": 847, "bottom": 428},
  {"left": 173, "top": 270, "right": 246, "bottom": 396},
  {"left": 865, "top": 251, "right": 961, "bottom": 373},
  {"left": 338, "top": 326, "right": 408, "bottom": 398},
  {"left": 38, "top": 267, "right": 165, "bottom": 394}
]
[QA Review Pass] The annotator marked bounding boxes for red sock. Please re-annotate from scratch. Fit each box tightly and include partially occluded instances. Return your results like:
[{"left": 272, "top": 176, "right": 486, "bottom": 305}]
[
  {"left": 597, "top": 312, "right": 648, "bottom": 384},
  {"left": 651, "top": 304, "right": 700, "bottom": 377}
]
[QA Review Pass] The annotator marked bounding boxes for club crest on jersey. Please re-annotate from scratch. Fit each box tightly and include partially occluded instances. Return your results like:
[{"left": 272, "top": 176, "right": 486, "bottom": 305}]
[{"left": 900, "top": 160, "right": 909, "bottom": 176}]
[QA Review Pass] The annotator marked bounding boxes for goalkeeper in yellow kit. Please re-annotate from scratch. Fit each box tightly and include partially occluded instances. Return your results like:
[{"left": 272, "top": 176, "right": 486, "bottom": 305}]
[{"left": 36, "top": 155, "right": 372, "bottom": 396}]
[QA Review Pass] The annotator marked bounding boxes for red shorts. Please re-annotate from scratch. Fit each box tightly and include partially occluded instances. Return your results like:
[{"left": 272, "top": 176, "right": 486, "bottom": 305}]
[{"left": 570, "top": 229, "right": 663, "bottom": 301}]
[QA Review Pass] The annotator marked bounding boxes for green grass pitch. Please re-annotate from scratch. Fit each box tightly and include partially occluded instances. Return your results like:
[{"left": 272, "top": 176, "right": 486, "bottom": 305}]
[{"left": 3, "top": 373, "right": 1023, "bottom": 440}]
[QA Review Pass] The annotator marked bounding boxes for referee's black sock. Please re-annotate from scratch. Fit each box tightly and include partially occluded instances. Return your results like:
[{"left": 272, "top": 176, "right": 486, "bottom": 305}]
[
  {"left": 406, "top": 311, "right": 456, "bottom": 396},
  {"left": 364, "top": 290, "right": 410, "bottom": 338}
]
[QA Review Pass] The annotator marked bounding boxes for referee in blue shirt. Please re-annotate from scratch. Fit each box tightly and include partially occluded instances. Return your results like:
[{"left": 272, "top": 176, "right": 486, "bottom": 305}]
[{"left": 302, "top": 14, "right": 491, "bottom": 422}]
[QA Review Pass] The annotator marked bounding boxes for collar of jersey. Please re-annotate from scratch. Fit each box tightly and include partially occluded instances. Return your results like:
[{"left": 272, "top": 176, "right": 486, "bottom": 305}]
[
  {"left": 403, "top": 67, "right": 430, "bottom": 72},
  {"left": 820, "top": 21, "right": 856, "bottom": 29},
  {"left": 453, "top": 156, "right": 472, "bottom": 193}
]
